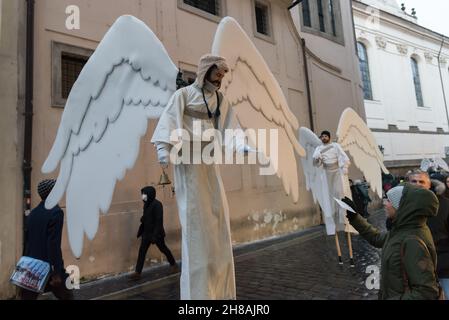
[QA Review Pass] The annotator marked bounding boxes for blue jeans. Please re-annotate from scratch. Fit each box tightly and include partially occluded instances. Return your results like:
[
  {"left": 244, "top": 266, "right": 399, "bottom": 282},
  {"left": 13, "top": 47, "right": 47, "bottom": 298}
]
[{"left": 440, "top": 278, "right": 449, "bottom": 300}]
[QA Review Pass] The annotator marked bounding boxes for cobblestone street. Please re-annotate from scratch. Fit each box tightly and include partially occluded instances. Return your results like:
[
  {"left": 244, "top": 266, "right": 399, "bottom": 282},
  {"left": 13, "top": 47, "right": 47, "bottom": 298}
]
[{"left": 96, "top": 211, "right": 385, "bottom": 300}]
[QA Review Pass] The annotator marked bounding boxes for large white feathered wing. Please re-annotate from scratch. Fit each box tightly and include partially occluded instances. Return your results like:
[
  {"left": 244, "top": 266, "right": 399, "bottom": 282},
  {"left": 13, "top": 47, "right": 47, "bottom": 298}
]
[
  {"left": 299, "top": 128, "right": 335, "bottom": 235},
  {"left": 212, "top": 17, "right": 305, "bottom": 203},
  {"left": 337, "top": 108, "right": 389, "bottom": 198},
  {"left": 42, "top": 15, "right": 178, "bottom": 258}
]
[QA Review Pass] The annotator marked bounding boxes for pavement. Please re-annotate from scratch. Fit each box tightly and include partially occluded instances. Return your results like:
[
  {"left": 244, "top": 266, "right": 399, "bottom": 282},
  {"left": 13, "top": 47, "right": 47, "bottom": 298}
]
[{"left": 41, "top": 210, "right": 385, "bottom": 300}]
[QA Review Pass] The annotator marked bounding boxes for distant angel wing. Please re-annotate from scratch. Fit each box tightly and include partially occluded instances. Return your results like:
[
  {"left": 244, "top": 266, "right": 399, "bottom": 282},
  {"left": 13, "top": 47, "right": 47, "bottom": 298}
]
[
  {"left": 434, "top": 157, "right": 449, "bottom": 172},
  {"left": 299, "top": 128, "right": 335, "bottom": 235},
  {"left": 337, "top": 108, "right": 389, "bottom": 198},
  {"left": 212, "top": 17, "right": 305, "bottom": 203},
  {"left": 42, "top": 15, "right": 178, "bottom": 257}
]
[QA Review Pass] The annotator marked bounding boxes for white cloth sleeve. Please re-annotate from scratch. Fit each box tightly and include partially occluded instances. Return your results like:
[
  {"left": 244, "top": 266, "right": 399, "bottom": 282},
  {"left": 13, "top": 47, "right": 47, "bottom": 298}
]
[
  {"left": 220, "top": 99, "right": 257, "bottom": 155},
  {"left": 155, "top": 142, "right": 171, "bottom": 165},
  {"left": 335, "top": 143, "right": 351, "bottom": 170}
]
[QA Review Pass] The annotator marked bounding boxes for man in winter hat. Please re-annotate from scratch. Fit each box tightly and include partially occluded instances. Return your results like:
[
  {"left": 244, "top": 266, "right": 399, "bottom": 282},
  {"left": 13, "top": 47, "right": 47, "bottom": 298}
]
[{"left": 21, "top": 179, "right": 73, "bottom": 300}]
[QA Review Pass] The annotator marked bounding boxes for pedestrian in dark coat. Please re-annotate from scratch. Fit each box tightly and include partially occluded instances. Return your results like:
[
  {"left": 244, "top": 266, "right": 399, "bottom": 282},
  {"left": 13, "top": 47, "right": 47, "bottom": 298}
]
[
  {"left": 343, "top": 184, "right": 440, "bottom": 300},
  {"left": 130, "top": 186, "right": 177, "bottom": 280},
  {"left": 406, "top": 170, "right": 449, "bottom": 299},
  {"left": 428, "top": 176, "right": 449, "bottom": 298},
  {"left": 21, "top": 179, "right": 73, "bottom": 300}
]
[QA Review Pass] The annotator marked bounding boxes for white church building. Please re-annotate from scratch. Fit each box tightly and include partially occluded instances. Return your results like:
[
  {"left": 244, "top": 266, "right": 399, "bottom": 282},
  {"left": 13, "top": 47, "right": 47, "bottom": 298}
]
[{"left": 353, "top": 0, "right": 449, "bottom": 173}]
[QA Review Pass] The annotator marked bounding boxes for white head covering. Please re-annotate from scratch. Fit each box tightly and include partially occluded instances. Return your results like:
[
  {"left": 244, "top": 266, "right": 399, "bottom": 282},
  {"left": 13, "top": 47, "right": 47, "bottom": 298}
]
[
  {"left": 195, "top": 54, "right": 229, "bottom": 89},
  {"left": 386, "top": 186, "right": 404, "bottom": 210}
]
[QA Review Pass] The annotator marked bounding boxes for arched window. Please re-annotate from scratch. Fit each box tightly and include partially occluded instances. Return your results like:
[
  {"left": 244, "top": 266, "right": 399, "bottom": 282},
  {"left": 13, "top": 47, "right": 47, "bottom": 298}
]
[
  {"left": 411, "top": 57, "right": 424, "bottom": 107},
  {"left": 357, "top": 42, "right": 373, "bottom": 100}
]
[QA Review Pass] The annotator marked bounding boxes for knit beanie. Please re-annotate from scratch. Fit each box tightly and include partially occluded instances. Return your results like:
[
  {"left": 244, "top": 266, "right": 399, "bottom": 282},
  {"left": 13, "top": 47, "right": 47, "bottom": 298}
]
[{"left": 386, "top": 186, "right": 404, "bottom": 210}]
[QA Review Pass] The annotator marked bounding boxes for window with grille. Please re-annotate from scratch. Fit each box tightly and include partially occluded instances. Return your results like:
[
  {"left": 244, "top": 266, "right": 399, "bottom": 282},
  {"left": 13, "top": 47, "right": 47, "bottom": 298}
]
[
  {"left": 183, "top": 0, "right": 220, "bottom": 16},
  {"left": 255, "top": 2, "right": 270, "bottom": 36},
  {"left": 61, "top": 53, "right": 88, "bottom": 99},
  {"left": 411, "top": 58, "right": 424, "bottom": 107},
  {"left": 52, "top": 42, "right": 93, "bottom": 108},
  {"left": 357, "top": 42, "right": 373, "bottom": 101}
]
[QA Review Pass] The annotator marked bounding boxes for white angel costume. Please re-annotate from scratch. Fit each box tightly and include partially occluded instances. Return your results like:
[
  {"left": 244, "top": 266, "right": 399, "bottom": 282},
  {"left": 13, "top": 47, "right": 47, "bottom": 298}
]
[
  {"left": 312, "top": 142, "right": 350, "bottom": 233},
  {"left": 151, "top": 55, "right": 237, "bottom": 300},
  {"left": 300, "top": 109, "right": 390, "bottom": 237},
  {"left": 300, "top": 110, "right": 389, "bottom": 265}
]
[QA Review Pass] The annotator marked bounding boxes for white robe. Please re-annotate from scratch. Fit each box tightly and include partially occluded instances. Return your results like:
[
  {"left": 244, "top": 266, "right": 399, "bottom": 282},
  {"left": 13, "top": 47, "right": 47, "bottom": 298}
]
[
  {"left": 313, "top": 143, "right": 353, "bottom": 233},
  {"left": 151, "top": 83, "right": 237, "bottom": 300}
]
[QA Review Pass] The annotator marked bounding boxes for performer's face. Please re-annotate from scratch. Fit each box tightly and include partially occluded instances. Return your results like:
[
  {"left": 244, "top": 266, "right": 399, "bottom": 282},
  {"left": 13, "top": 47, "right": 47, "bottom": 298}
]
[
  {"left": 206, "top": 67, "right": 226, "bottom": 89},
  {"left": 409, "top": 174, "right": 431, "bottom": 190},
  {"left": 320, "top": 135, "right": 330, "bottom": 144},
  {"left": 383, "top": 198, "right": 396, "bottom": 219}
]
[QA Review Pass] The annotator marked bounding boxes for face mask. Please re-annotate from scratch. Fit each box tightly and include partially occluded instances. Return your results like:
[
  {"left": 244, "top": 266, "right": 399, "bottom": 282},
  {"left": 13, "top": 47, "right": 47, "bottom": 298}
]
[
  {"left": 204, "top": 80, "right": 219, "bottom": 93},
  {"left": 142, "top": 194, "right": 148, "bottom": 202}
]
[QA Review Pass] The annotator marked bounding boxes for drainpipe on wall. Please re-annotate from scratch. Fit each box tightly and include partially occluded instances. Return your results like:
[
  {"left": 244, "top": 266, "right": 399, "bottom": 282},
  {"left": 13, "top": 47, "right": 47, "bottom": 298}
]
[
  {"left": 287, "top": 0, "right": 315, "bottom": 131},
  {"left": 437, "top": 37, "right": 449, "bottom": 132},
  {"left": 23, "top": 0, "right": 35, "bottom": 254},
  {"left": 301, "top": 38, "right": 315, "bottom": 131}
]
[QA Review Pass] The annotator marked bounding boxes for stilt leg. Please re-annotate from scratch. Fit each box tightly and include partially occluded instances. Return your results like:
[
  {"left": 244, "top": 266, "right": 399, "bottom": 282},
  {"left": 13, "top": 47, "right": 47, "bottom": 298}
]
[
  {"left": 347, "top": 232, "right": 355, "bottom": 267},
  {"left": 335, "top": 233, "right": 343, "bottom": 265}
]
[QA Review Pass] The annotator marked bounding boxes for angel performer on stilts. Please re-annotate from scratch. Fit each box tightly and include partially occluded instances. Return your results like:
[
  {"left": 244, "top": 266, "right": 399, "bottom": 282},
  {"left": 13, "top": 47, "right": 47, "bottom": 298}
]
[
  {"left": 151, "top": 54, "right": 238, "bottom": 300},
  {"left": 299, "top": 109, "right": 390, "bottom": 267},
  {"left": 312, "top": 130, "right": 356, "bottom": 266}
]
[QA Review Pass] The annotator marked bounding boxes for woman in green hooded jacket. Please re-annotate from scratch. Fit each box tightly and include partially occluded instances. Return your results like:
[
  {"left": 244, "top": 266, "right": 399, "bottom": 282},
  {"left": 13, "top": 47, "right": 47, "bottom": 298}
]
[{"left": 343, "top": 184, "right": 440, "bottom": 300}]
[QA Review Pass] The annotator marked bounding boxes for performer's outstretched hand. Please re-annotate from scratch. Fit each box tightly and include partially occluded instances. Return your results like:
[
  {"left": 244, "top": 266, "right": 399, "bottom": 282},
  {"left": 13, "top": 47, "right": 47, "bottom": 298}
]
[{"left": 341, "top": 197, "right": 358, "bottom": 220}]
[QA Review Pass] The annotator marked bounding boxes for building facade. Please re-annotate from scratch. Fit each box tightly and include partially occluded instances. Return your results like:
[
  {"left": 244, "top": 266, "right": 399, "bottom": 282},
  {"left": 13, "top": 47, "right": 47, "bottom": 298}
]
[
  {"left": 291, "top": 0, "right": 366, "bottom": 136},
  {"left": 353, "top": 0, "right": 449, "bottom": 174},
  {"left": 0, "top": 0, "right": 26, "bottom": 299},
  {"left": 0, "top": 0, "right": 364, "bottom": 298}
]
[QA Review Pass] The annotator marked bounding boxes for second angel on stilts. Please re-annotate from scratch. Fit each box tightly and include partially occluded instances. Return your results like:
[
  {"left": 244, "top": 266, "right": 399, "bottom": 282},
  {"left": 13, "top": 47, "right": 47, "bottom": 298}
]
[{"left": 299, "top": 109, "right": 389, "bottom": 266}]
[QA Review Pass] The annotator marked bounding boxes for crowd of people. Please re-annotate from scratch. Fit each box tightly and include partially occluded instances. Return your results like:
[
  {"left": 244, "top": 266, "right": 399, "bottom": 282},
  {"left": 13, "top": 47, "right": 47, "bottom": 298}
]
[
  {"left": 19, "top": 163, "right": 449, "bottom": 300},
  {"left": 343, "top": 166, "right": 449, "bottom": 300}
]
